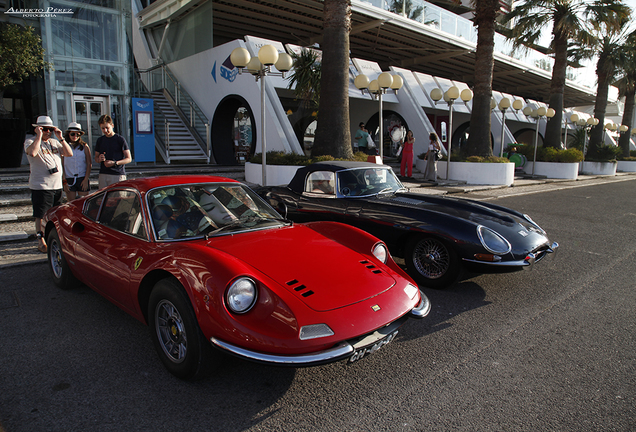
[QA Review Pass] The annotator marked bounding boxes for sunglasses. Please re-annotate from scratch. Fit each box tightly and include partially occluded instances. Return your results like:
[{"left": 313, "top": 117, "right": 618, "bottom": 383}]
[
  {"left": 69, "top": 132, "right": 81, "bottom": 137},
  {"left": 42, "top": 127, "right": 54, "bottom": 132}
]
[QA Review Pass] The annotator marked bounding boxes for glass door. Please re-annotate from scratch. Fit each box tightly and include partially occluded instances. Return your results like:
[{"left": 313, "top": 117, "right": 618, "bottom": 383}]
[{"left": 73, "top": 95, "right": 108, "bottom": 148}]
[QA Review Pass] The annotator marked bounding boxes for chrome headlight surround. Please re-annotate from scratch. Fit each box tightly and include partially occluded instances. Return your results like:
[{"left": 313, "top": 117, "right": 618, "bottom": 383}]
[
  {"left": 523, "top": 213, "right": 546, "bottom": 235},
  {"left": 477, "top": 225, "right": 511, "bottom": 255},
  {"left": 372, "top": 242, "right": 388, "bottom": 263},
  {"left": 225, "top": 277, "right": 258, "bottom": 314}
]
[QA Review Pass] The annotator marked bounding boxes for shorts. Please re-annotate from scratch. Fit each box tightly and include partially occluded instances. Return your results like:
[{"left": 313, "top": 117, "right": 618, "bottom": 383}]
[
  {"left": 66, "top": 176, "right": 90, "bottom": 193},
  {"left": 31, "top": 189, "right": 63, "bottom": 219},
  {"left": 98, "top": 173, "right": 127, "bottom": 190}
]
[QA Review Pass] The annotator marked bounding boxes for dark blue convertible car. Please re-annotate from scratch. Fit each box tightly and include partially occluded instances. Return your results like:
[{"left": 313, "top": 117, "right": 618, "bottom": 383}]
[{"left": 258, "top": 161, "right": 558, "bottom": 288}]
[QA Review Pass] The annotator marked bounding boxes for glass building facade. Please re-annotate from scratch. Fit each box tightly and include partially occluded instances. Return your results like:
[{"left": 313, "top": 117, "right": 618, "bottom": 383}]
[{"left": 3, "top": 0, "right": 134, "bottom": 148}]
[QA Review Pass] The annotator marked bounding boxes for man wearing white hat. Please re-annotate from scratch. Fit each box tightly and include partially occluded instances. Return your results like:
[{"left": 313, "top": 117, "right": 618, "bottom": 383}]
[{"left": 25, "top": 115, "right": 74, "bottom": 253}]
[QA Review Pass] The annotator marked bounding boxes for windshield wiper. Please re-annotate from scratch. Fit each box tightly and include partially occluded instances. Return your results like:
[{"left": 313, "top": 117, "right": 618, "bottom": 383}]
[{"left": 208, "top": 215, "right": 289, "bottom": 236}]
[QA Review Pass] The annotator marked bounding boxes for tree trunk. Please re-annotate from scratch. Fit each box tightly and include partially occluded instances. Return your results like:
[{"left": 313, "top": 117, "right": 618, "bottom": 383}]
[
  {"left": 463, "top": 0, "right": 498, "bottom": 158},
  {"left": 311, "top": 0, "right": 353, "bottom": 158},
  {"left": 544, "top": 34, "right": 568, "bottom": 149},
  {"left": 588, "top": 71, "right": 611, "bottom": 157},
  {"left": 619, "top": 89, "right": 635, "bottom": 158}
]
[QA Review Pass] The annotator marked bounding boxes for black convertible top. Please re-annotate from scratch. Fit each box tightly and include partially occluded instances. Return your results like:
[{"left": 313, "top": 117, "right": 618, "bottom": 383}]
[{"left": 287, "top": 161, "right": 390, "bottom": 192}]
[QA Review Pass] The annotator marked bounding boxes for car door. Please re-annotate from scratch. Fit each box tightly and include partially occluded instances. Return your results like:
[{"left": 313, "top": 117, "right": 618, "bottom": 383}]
[
  {"left": 293, "top": 171, "right": 348, "bottom": 223},
  {"left": 73, "top": 189, "right": 149, "bottom": 314}
]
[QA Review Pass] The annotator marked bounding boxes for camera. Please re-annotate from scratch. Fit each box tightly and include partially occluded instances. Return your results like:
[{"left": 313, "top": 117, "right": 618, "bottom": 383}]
[{"left": 48, "top": 166, "right": 59, "bottom": 174}]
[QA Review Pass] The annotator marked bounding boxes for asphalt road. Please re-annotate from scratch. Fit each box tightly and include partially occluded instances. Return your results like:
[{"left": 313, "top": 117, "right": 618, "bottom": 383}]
[{"left": 1, "top": 178, "right": 635, "bottom": 432}]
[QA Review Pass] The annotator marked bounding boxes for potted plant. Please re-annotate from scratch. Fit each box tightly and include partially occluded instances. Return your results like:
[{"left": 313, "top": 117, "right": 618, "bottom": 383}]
[
  {"left": 580, "top": 144, "right": 620, "bottom": 176},
  {"left": 617, "top": 150, "right": 636, "bottom": 172},
  {"left": 515, "top": 145, "right": 584, "bottom": 179},
  {"left": 441, "top": 156, "right": 515, "bottom": 186}
]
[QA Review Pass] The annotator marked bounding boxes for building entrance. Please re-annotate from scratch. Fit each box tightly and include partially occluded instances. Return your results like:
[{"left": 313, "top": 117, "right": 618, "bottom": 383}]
[{"left": 73, "top": 95, "right": 108, "bottom": 148}]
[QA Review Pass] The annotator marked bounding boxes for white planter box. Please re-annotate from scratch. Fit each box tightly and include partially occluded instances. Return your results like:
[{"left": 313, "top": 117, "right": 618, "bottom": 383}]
[
  {"left": 245, "top": 162, "right": 302, "bottom": 186},
  {"left": 437, "top": 161, "right": 515, "bottom": 186},
  {"left": 617, "top": 161, "right": 636, "bottom": 172},
  {"left": 579, "top": 161, "right": 617, "bottom": 176},
  {"left": 523, "top": 161, "right": 579, "bottom": 180}
]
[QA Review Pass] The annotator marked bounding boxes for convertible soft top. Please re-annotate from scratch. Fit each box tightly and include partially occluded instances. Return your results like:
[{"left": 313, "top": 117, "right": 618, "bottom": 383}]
[{"left": 288, "top": 161, "right": 390, "bottom": 193}]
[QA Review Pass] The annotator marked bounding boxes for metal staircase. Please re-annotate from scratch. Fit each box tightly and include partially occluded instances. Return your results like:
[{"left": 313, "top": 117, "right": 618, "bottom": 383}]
[
  {"left": 150, "top": 90, "right": 209, "bottom": 163},
  {"left": 135, "top": 64, "right": 211, "bottom": 164}
]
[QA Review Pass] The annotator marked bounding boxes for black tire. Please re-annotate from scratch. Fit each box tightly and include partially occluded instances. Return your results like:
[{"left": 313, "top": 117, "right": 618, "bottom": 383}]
[
  {"left": 47, "top": 228, "right": 80, "bottom": 289},
  {"left": 148, "top": 278, "right": 220, "bottom": 380},
  {"left": 405, "top": 235, "right": 461, "bottom": 289}
]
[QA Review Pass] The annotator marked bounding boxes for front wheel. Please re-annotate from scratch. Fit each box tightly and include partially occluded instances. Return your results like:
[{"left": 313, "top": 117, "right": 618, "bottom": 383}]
[
  {"left": 148, "top": 278, "right": 220, "bottom": 380},
  {"left": 47, "top": 228, "right": 80, "bottom": 289},
  {"left": 405, "top": 235, "right": 461, "bottom": 289}
]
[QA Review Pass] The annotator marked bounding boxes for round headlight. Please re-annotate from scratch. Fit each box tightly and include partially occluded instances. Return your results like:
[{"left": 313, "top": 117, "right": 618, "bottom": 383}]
[
  {"left": 226, "top": 277, "right": 257, "bottom": 314},
  {"left": 477, "top": 226, "right": 511, "bottom": 255},
  {"left": 372, "top": 243, "right": 388, "bottom": 263}
]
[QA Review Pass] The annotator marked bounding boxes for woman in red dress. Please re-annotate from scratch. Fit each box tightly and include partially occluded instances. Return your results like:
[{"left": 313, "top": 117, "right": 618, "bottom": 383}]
[{"left": 400, "top": 130, "right": 415, "bottom": 177}]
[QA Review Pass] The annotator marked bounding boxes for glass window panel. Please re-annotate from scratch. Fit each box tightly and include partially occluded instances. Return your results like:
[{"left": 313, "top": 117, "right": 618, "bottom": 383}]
[
  {"left": 54, "top": 61, "right": 123, "bottom": 91},
  {"left": 49, "top": 2, "right": 120, "bottom": 62}
]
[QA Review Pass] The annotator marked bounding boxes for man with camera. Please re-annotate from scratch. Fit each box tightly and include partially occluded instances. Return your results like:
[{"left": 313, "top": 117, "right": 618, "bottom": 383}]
[{"left": 25, "top": 115, "right": 74, "bottom": 253}]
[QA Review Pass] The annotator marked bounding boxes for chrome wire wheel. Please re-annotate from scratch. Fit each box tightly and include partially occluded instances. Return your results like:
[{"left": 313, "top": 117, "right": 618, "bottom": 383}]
[
  {"left": 155, "top": 299, "right": 188, "bottom": 364},
  {"left": 412, "top": 238, "right": 451, "bottom": 279},
  {"left": 49, "top": 239, "right": 64, "bottom": 279}
]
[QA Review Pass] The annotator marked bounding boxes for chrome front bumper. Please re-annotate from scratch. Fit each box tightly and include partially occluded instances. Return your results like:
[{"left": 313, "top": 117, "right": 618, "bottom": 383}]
[
  {"left": 210, "top": 294, "right": 431, "bottom": 366},
  {"left": 462, "top": 242, "right": 559, "bottom": 268}
]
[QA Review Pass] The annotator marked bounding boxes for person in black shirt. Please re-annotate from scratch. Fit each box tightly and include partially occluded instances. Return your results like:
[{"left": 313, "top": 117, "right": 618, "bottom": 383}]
[{"left": 94, "top": 115, "right": 132, "bottom": 189}]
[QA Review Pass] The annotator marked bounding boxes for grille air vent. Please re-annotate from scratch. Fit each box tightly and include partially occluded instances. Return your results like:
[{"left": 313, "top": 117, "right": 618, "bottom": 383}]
[{"left": 286, "top": 279, "right": 314, "bottom": 297}]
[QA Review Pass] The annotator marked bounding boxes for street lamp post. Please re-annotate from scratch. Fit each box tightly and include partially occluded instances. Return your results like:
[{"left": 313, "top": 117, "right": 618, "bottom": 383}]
[
  {"left": 498, "top": 97, "right": 511, "bottom": 157},
  {"left": 526, "top": 105, "right": 554, "bottom": 176},
  {"left": 430, "top": 86, "right": 473, "bottom": 180},
  {"left": 354, "top": 72, "right": 403, "bottom": 160},
  {"left": 585, "top": 117, "right": 599, "bottom": 155},
  {"left": 230, "top": 45, "right": 293, "bottom": 186}
]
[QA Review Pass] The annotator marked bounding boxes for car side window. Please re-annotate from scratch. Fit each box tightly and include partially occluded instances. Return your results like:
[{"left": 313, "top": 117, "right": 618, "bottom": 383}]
[
  {"left": 84, "top": 194, "right": 104, "bottom": 221},
  {"left": 99, "top": 190, "right": 146, "bottom": 238},
  {"left": 305, "top": 171, "right": 335, "bottom": 195}
]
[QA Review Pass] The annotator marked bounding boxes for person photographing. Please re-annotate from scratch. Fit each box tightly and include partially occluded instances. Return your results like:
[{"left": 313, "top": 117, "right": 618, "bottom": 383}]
[{"left": 24, "top": 116, "right": 74, "bottom": 253}]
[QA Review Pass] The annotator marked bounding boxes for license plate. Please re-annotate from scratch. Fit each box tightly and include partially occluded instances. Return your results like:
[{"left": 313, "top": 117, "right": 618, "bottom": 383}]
[{"left": 348, "top": 330, "right": 398, "bottom": 363}]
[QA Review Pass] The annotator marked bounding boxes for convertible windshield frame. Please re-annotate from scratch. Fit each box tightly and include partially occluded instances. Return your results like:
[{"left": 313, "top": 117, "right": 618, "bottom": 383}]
[
  {"left": 146, "top": 182, "right": 288, "bottom": 241},
  {"left": 335, "top": 167, "right": 405, "bottom": 198}
]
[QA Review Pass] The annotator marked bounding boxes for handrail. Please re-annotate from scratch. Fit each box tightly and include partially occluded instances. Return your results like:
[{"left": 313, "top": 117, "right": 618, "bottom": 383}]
[{"left": 136, "top": 64, "right": 209, "bottom": 148}]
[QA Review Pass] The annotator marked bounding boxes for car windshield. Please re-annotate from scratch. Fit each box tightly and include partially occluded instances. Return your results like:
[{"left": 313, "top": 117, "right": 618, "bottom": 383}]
[
  {"left": 336, "top": 167, "right": 405, "bottom": 197},
  {"left": 148, "top": 183, "right": 287, "bottom": 240}
]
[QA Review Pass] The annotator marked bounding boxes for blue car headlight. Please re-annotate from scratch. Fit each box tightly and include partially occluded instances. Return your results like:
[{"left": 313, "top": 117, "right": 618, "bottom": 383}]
[{"left": 477, "top": 225, "right": 511, "bottom": 255}]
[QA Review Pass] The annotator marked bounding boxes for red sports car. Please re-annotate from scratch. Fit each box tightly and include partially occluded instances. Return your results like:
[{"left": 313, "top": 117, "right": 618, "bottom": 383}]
[{"left": 43, "top": 175, "right": 430, "bottom": 379}]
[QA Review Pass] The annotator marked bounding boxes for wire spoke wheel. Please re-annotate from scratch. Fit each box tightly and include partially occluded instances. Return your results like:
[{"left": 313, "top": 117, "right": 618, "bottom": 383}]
[
  {"left": 412, "top": 238, "right": 451, "bottom": 279},
  {"left": 406, "top": 236, "right": 460, "bottom": 289}
]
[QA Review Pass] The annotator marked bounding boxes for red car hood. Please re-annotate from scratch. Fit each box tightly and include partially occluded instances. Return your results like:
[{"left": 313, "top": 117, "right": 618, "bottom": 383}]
[{"left": 208, "top": 225, "right": 397, "bottom": 312}]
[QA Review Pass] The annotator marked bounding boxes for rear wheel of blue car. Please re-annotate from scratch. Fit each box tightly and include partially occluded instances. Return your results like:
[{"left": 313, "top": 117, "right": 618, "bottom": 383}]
[
  {"left": 405, "top": 236, "right": 460, "bottom": 289},
  {"left": 148, "top": 278, "right": 220, "bottom": 380}
]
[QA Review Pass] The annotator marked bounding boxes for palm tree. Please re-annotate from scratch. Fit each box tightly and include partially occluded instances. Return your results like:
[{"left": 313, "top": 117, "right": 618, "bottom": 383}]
[
  {"left": 587, "top": 25, "right": 634, "bottom": 159},
  {"left": 462, "top": 0, "right": 500, "bottom": 158},
  {"left": 286, "top": 49, "right": 322, "bottom": 151},
  {"left": 504, "top": 0, "right": 630, "bottom": 149},
  {"left": 613, "top": 34, "right": 636, "bottom": 158},
  {"left": 311, "top": 0, "right": 353, "bottom": 159}
]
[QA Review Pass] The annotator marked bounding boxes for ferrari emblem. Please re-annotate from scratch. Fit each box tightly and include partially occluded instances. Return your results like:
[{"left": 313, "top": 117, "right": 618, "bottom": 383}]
[
  {"left": 371, "top": 305, "right": 381, "bottom": 312},
  {"left": 134, "top": 257, "right": 143, "bottom": 270}
]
